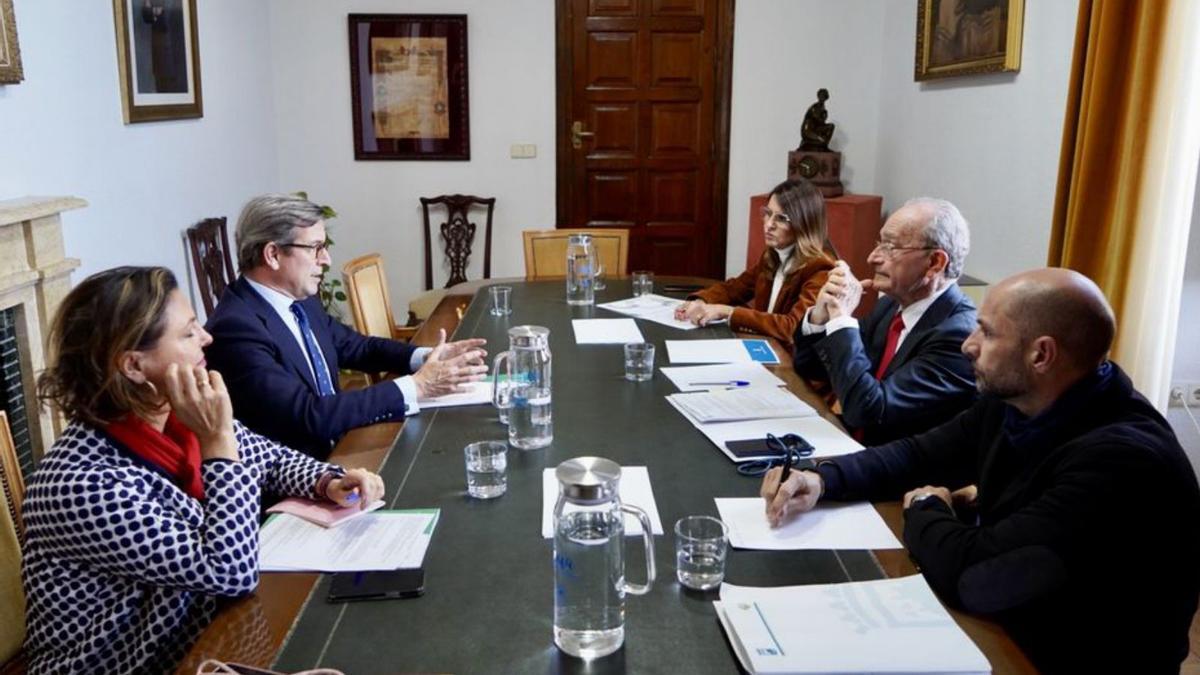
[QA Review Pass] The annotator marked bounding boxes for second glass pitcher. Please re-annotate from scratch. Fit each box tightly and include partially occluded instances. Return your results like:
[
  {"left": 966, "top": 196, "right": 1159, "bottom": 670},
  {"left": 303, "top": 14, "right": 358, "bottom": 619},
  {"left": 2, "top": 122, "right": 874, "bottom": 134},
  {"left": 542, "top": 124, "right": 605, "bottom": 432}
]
[
  {"left": 492, "top": 325, "right": 553, "bottom": 449},
  {"left": 565, "top": 234, "right": 596, "bottom": 306}
]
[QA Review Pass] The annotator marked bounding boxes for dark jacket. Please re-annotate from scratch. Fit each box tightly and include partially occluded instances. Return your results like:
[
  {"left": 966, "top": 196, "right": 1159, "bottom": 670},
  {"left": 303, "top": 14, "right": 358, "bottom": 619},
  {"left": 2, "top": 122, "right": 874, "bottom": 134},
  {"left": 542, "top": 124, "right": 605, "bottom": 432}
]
[
  {"left": 792, "top": 283, "right": 977, "bottom": 444},
  {"left": 205, "top": 276, "right": 417, "bottom": 459},
  {"left": 815, "top": 363, "right": 1200, "bottom": 674}
]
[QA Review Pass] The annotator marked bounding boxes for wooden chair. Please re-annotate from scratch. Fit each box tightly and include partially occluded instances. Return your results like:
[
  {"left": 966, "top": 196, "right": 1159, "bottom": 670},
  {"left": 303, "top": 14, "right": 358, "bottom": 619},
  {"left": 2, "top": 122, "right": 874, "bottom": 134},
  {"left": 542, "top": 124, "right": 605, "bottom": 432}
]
[
  {"left": 522, "top": 228, "right": 630, "bottom": 279},
  {"left": 0, "top": 411, "right": 26, "bottom": 666},
  {"left": 409, "top": 195, "right": 496, "bottom": 323},
  {"left": 343, "top": 254, "right": 418, "bottom": 384},
  {"left": 186, "top": 217, "right": 237, "bottom": 316}
]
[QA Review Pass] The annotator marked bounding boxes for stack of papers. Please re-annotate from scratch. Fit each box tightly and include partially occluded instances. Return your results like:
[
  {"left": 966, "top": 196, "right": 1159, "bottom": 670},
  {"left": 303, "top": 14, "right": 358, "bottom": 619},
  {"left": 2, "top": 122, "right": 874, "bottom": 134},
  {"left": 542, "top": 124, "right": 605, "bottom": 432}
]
[
  {"left": 571, "top": 318, "right": 645, "bottom": 344},
  {"left": 715, "top": 576, "right": 991, "bottom": 673},
  {"left": 659, "top": 363, "right": 786, "bottom": 392},
  {"left": 714, "top": 498, "right": 901, "bottom": 550},
  {"left": 259, "top": 509, "right": 440, "bottom": 572},
  {"left": 540, "top": 466, "right": 664, "bottom": 537},
  {"left": 418, "top": 380, "right": 493, "bottom": 409},
  {"left": 597, "top": 293, "right": 697, "bottom": 330},
  {"left": 666, "top": 387, "right": 815, "bottom": 423},
  {"left": 666, "top": 339, "right": 779, "bottom": 364}
]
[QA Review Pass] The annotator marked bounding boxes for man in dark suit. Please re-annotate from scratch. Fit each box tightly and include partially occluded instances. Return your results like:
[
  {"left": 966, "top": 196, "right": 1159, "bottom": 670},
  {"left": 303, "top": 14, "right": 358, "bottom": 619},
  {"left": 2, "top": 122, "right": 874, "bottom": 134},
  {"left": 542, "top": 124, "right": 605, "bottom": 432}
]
[
  {"left": 205, "top": 194, "right": 487, "bottom": 459},
  {"left": 792, "top": 197, "right": 976, "bottom": 444},
  {"left": 764, "top": 268, "right": 1200, "bottom": 673}
]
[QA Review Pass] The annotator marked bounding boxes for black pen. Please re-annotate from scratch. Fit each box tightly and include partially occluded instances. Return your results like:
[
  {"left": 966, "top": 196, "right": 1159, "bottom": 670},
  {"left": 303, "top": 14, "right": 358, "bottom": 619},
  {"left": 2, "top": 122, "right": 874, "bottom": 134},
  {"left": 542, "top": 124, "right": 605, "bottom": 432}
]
[{"left": 778, "top": 452, "right": 794, "bottom": 487}]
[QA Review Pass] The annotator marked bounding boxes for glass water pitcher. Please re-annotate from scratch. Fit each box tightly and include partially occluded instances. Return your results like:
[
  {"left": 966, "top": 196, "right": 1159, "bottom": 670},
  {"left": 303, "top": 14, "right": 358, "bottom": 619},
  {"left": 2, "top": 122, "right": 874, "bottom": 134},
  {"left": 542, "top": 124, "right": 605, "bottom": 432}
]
[
  {"left": 565, "top": 234, "right": 596, "bottom": 306},
  {"left": 492, "top": 325, "right": 553, "bottom": 449},
  {"left": 552, "top": 457, "right": 656, "bottom": 659}
]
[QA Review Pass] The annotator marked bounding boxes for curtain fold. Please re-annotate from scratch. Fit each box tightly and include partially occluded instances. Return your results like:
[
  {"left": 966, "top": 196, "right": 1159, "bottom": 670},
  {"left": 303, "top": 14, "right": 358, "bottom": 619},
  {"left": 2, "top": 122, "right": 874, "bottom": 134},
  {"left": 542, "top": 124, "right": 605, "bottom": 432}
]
[{"left": 1049, "top": 0, "right": 1200, "bottom": 408}]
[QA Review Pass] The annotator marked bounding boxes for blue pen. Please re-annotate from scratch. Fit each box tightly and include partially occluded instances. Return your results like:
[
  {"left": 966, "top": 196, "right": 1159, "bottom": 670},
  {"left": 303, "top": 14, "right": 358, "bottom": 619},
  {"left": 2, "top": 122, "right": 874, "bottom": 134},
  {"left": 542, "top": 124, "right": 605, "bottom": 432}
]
[
  {"left": 345, "top": 490, "right": 360, "bottom": 504},
  {"left": 688, "top": 380, "right": 750, "bottom": 387}
]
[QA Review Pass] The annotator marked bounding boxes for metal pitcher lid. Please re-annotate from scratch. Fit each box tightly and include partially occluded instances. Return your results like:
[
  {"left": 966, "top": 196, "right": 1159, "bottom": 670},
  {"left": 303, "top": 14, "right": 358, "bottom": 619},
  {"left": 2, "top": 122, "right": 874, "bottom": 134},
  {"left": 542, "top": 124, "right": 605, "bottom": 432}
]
[
  {"left": 556, "top": 456, "right": 621, "bottom": 504},
  {"left": 507, "top": 325, "right": 549, "bottom": 347}
]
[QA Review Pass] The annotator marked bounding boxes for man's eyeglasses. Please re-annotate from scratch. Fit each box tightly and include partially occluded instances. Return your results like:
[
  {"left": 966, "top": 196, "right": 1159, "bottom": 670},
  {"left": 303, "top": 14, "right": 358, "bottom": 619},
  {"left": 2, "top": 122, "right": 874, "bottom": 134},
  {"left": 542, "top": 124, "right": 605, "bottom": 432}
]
[
  {"left": 736, "top": 433, "right": 815, "bottom": 477},
  {"left": 872, "top": 240, "right": 936, "bottom": 259},
  {"left": 281, "top": 241, "right": 330, "bottom": 256},
  {"left": 759, "top": 206, "right": 792, "bottom": 227}
]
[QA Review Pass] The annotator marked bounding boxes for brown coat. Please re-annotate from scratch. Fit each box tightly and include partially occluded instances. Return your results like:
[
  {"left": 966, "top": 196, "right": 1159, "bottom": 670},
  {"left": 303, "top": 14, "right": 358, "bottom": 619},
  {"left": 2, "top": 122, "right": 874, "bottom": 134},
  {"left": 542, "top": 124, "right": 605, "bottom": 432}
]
[{"left": 692, "top": 253, "right": 835, "bottom": 344}]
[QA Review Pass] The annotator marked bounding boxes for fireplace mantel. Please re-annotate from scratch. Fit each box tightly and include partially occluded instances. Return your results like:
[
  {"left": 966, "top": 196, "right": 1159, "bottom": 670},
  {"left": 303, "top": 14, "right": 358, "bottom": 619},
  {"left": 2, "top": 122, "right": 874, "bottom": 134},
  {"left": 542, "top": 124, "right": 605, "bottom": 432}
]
[{"left": 0, "top": 195, "right": 86, "bottom": 465}]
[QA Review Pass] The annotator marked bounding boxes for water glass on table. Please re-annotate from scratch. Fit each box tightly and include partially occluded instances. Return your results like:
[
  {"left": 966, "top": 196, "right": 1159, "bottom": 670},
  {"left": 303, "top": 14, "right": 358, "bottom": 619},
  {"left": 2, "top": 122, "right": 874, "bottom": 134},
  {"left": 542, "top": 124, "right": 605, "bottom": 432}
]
[
  {"left": 623, "top": 343, "right": 654, "bottom": 382},
  {"left": 631, "top": 271, "right": 654, "bottom": 297},
  {"left": 464, "top": 441, "right": 508, "bottom": 499},
  {"left": 489, "top": 286, "right": 512, "bottom": 316},
  {"left": 674, "top": 515, "right": 728, "bottom": 590}
]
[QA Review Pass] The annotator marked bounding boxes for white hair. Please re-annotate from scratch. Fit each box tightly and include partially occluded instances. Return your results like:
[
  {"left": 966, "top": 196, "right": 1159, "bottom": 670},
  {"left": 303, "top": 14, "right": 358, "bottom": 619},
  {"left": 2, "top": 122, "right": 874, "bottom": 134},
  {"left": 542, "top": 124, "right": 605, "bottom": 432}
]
[{"left": 904, "top": 197, "right": 970, "bottom": 279}]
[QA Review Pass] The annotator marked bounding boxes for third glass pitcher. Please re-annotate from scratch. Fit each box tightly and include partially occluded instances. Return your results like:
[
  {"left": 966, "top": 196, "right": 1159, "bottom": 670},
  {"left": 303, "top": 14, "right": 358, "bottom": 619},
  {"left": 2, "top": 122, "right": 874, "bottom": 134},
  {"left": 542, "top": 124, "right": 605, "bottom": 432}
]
[
  {"left": 492, "top": 325, "right": 553, "bottom": 449},
  {"left": 565, "top": 234, "right": 596, "bottom": 306}
]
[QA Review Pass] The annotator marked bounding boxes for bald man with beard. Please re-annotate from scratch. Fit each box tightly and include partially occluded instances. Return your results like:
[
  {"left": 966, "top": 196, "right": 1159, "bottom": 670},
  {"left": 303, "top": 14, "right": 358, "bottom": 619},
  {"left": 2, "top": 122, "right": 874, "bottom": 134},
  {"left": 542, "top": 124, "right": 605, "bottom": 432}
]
[{"left": 762, "top": 268, "right": 1200, "bottom": 674}]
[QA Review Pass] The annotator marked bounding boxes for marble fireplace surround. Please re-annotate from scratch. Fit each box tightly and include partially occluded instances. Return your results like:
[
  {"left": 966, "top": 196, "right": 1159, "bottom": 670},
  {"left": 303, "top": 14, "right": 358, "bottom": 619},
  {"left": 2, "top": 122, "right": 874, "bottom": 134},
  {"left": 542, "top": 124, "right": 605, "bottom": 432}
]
[{"left": 0, "top": 196, "right": 85, "bottom": 460}]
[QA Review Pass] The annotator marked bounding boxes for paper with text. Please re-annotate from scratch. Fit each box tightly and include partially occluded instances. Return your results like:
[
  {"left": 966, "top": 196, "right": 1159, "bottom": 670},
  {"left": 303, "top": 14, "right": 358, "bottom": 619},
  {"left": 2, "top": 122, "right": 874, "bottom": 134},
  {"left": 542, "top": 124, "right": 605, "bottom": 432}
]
[
  {"left": 597, "top": 293, "right": 698, "bottom": 330},
  {"left": 666, "top": 339, "right": 779, "bottom": 364},
  {"left": 259, "top": 509, "right": 439, "bottom": 572}
]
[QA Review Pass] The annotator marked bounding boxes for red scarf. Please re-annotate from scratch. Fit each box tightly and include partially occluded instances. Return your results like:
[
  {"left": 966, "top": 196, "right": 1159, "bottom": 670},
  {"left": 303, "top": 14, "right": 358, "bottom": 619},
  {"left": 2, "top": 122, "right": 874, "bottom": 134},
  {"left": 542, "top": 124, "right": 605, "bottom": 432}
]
[{"left": 105, "top": 412, "right": 204, "bottom": 500}]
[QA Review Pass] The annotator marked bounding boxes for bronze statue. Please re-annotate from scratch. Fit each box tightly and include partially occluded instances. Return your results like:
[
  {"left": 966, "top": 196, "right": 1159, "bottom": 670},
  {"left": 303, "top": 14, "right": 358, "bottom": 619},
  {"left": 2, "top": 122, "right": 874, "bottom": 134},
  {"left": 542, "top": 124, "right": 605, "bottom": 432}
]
[{"left": 799, "top": 88, "right": 835, "bottom": 152}]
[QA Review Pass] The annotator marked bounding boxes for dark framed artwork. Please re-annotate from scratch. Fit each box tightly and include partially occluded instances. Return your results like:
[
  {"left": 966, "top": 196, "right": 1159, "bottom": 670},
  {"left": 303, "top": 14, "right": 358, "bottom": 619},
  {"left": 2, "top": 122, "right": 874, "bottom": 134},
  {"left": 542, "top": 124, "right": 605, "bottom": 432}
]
[
  {"left": 112, "top": 0, "right": 203, "bottom": 123},
  {"left": 0, "top": 0, "right": 23, "bottom": 84},
  {"left": 915, "top": 0, "right": 1024, "bottom": 81},
  {"left": 348, "top": 14, "right": 470, "bottom": 161}
]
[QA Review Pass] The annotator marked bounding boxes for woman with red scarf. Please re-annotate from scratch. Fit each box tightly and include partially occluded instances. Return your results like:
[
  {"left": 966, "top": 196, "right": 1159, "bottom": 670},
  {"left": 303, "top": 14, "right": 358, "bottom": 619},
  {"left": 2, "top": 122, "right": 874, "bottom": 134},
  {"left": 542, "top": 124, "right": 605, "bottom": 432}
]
[{"left": 20, "top": 266, "right": 385, "bottom": 674}]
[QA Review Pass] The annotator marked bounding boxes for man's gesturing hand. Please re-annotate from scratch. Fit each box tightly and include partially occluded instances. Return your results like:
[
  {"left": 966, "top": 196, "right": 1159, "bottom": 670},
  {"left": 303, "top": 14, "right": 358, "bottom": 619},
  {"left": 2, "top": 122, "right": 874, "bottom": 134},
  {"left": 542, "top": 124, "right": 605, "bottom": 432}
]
[{"left": 412, "top": 329, "right": 489, "bottom": 398}]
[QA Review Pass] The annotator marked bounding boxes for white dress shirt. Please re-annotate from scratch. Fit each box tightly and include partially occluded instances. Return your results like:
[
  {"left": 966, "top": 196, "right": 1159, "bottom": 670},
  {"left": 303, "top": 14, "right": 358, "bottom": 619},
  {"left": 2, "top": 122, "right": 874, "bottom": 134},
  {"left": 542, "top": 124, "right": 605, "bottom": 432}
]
[
  {"left": 244, "top": 278, "right": 429, "bottom": 413},
  {"left": 801, "top": 280, "right": 957, "bottom": 352}
]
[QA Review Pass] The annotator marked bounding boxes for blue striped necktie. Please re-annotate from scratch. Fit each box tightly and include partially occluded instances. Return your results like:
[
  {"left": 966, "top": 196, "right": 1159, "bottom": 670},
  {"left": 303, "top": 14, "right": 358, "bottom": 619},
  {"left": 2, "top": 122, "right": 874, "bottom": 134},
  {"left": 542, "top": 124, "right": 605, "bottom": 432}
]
[{"left": 290, "top": 302, "right": 336, "bottom": 396}]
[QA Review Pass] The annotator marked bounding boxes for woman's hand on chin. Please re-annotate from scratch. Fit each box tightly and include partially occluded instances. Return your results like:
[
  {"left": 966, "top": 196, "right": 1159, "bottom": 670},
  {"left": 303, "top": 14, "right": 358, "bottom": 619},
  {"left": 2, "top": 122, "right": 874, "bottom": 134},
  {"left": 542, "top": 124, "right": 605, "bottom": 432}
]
[{"left": 164, "top": 363, "right": 239, "bottom": 461}]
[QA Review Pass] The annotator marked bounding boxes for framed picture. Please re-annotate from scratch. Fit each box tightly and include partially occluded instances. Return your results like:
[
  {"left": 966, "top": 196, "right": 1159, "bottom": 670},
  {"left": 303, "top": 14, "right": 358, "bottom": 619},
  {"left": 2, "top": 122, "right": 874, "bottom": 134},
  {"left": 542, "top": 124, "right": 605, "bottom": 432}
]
[
  {"left": 0, "top": 0, "right": 23, "bottom": 84},
  {"left": 348, "top": 14, "right": 470, "bottom": 161},
  {"left": 915, "top": 0, "right": 1024, "bottom": 81},
  {"left": 112, "top": 0, "right": 203, "bottom": 123}
]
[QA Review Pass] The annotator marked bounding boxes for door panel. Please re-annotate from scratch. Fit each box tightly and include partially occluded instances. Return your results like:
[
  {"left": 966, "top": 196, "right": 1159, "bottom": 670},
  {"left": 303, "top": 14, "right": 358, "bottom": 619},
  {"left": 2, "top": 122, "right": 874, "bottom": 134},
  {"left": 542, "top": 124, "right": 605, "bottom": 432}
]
[{"left": 558, "top": 0, "right": 732, "bottom": 277}]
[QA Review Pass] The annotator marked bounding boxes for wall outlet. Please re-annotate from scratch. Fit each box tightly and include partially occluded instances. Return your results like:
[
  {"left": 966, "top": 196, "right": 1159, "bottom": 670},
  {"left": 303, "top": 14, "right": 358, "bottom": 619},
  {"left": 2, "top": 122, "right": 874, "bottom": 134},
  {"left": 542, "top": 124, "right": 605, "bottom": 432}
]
[{"left": 1170, "top": 381, "right": 1200, "bottom": 407}]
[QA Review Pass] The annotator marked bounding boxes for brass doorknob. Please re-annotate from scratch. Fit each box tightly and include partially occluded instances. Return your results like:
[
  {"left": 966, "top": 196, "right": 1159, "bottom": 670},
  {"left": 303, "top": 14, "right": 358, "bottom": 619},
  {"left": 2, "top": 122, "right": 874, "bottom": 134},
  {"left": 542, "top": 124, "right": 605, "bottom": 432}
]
[{"left": 571, "top": 121, "right": 595, "bottom": 149}]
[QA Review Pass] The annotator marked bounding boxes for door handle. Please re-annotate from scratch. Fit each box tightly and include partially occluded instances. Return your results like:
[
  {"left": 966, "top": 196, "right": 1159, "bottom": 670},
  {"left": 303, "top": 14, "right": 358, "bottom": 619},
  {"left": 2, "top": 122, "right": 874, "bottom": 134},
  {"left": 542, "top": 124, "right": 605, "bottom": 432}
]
[{"left": 571, "top": 121, "right": 595, "bottom": 149}]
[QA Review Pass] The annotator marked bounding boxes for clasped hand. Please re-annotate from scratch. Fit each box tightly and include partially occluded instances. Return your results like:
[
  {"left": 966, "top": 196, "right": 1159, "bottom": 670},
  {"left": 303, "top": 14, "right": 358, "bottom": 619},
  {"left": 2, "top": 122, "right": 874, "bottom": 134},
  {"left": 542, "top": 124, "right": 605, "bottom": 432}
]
[
  {"left": 413, "top": 329, "right": 489, "bottom": 398},
  {"left": 809, "top": 261, "right": 873, "bottom": 325}
]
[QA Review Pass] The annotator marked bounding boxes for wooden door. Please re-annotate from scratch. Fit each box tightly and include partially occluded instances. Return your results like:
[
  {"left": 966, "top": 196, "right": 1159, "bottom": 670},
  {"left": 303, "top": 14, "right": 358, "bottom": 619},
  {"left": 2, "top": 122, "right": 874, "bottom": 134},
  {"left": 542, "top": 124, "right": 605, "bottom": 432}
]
[{"left": 556, "top": 0, "right": 733, "bottom": 278}]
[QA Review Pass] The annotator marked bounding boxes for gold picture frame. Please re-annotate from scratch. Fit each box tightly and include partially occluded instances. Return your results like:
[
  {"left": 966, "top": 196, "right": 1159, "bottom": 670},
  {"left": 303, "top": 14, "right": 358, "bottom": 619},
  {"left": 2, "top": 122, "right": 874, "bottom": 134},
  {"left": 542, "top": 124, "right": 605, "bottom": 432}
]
[
  {"left": 0, "top": 0, "right": 23, "bottom": 84},
  {"left": 112, "top": 0, "right": 203, "bottom": 123},
  {"left": 915, "top": 0, "right": 1024, "bottom": 81}
]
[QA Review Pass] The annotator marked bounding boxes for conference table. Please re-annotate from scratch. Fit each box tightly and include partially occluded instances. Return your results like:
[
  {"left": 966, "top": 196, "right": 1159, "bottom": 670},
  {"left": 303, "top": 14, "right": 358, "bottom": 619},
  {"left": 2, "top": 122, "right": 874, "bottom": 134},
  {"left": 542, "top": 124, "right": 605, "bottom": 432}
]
[{"left": 181, "top": 277, "right": 1035, "bottom": 674}]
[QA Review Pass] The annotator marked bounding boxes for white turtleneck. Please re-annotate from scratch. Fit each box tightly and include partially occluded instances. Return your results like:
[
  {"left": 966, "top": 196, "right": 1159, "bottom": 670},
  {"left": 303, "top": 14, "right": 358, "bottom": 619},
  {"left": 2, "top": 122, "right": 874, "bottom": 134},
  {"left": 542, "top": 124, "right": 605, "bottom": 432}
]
[{"left": 767, "top": 244, "right": 796, "bottom": 312}]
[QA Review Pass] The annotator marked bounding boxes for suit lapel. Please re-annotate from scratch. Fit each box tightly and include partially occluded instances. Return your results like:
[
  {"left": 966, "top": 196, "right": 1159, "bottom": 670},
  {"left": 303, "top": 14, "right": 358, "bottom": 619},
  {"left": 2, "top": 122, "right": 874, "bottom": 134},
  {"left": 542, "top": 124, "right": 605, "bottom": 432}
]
[
  {"left": 880, "top": 284, "right": 965, "bottom": 379},
  {"left": 234, "top": 277, "right": 322, "bottom": 395}
]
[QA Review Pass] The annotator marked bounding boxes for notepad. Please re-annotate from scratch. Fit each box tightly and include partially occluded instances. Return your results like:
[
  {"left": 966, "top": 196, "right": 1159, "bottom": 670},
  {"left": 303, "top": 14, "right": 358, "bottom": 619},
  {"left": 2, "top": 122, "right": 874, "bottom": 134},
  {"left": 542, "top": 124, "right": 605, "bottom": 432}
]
[
  {"left": 266, "top": 497, "right": 385, "bottom": 528},
  {"left": 715, "top": 576, "right": 992, "bottom": 674}
]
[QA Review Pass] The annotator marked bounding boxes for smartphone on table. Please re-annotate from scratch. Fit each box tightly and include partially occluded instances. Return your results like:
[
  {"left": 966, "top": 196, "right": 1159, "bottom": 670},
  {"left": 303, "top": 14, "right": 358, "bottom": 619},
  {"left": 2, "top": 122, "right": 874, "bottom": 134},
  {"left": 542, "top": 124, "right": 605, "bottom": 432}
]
[{"left": 327, "top": 568, "right": 425, "bottom": 602}]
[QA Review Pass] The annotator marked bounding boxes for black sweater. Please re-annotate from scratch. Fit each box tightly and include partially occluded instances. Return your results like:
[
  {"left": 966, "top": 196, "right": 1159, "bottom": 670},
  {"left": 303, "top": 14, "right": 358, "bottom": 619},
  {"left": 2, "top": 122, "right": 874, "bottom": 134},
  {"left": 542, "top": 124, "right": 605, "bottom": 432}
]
[{"left": 816, "top": 363, "right": 1200, "bottom": 674}]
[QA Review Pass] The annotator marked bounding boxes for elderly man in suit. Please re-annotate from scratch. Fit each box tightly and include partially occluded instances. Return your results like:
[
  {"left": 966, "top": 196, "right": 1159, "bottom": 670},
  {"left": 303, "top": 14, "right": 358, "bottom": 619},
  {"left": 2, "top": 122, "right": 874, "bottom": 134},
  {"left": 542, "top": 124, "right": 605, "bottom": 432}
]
[
  {"left": 792, "top": 197, "right": 977, "bottom": 444},
  {"left": 205, "top": 193, "right": 487, "bottom": 459}
]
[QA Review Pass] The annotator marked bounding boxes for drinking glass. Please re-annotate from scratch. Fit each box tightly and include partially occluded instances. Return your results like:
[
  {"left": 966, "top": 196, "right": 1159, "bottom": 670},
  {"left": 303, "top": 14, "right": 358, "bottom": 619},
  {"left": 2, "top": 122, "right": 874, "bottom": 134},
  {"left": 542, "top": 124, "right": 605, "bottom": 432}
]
[
  {"left": 623, "top": 343, "right": 654, "bottom": 382},
  {"left": 489, "top": 286, "right": 512, "bottom": 316},
  {"left": 674, "top": 515, "right": 728, "bottom": 590},
  {"left": 464, "top": 441, "right": 508, "bottom": 499}
]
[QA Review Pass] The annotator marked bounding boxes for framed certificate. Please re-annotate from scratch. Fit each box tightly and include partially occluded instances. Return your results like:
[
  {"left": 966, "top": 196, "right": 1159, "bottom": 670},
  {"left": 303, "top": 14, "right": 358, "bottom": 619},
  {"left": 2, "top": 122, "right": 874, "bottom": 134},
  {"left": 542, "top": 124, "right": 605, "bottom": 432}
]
[{"left": 348, "top": 14, "right": 470, "bottom": 161}]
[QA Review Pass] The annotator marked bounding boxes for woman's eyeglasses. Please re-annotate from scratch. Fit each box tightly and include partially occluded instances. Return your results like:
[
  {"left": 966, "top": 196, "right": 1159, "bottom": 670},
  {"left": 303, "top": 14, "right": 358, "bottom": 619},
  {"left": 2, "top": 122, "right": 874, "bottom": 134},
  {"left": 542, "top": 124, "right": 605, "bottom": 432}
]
[
  {"left": 759, "top": 206, "right": 792, "bottom": 227},
  {"left": 736, "top": 433, "right": 815, "bottom": 477}
]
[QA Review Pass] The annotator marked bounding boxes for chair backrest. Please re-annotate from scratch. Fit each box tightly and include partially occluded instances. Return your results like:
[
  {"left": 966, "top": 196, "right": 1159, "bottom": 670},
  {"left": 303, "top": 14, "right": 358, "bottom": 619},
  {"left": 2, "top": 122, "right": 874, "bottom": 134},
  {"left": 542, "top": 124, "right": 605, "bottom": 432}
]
[
  {"left": 342, "top": 254, "right": 398, "bottom": 341},
  {"left": 0, "top": 410, "right": 25, "bottom": 664},
  {"left": 186, "top": 217, "right": 237, "bottom": 316},
  {"left": 420, "top": 195, "right": 496, "bottom": 291},
  {"left": 522, "top": 228, "right": 630, "bottom": 279}
]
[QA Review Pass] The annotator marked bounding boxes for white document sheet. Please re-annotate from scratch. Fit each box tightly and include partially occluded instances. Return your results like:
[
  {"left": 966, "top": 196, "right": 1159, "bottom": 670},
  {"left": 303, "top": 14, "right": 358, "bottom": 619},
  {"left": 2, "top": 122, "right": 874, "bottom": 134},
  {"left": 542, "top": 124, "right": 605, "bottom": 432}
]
[
  {"left": 597, "top": 293, "right": 698, "bottom": 330},
  {"left": 715, "top": 576, "right": 991, "bottom": 674},
  {"left": 665, "top": 339, "right": 779, "bottom": 364},
  {"left": 418, "top": 380, "right": 493, "bottom": 409},
  {"left": 715, "top": 498, "right": 902, "bottom": 550},
  {"left": 670, "top": 402, "right": 861, "bottom": 462},
  {"left": 659, "top": 363, "right": 786, "bottom": 392},
  {"left": 571, "top": 318, "right": 645, "bottom": 344},
  {"left": 667, "top": 387, "right": 816, "bottom": 423},
  {"left": 259, "top": 509, "right": 440, "bottom": 572},
  {"left": 540, "top": 466, "right": 664, "bottom": 537}
]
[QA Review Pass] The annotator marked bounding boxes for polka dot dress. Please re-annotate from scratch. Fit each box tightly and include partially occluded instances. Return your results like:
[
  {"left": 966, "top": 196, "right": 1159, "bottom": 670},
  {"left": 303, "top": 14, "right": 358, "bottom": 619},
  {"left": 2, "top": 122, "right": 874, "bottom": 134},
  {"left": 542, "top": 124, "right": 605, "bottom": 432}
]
[{"left": 20, "top": 419, "right": 339, "bottom": 674}]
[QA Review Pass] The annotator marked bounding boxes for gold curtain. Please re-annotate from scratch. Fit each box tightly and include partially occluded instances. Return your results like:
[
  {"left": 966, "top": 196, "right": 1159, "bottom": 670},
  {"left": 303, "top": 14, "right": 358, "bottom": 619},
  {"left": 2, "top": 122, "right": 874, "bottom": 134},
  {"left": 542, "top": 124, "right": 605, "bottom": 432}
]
[{"left": 1048, "top": 0, "right": 1167, "bottom": 338}]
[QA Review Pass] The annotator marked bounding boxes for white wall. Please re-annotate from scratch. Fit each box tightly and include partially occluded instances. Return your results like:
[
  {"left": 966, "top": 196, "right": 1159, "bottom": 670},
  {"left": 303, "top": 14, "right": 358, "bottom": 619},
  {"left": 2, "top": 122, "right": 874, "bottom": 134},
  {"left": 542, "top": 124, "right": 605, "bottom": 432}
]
[
  {"left": 872, "top": 0, "right": 1079, "bottom": 284},
  {"left": 727, "top": 0, "right": 887, "bottom": 277},
  {"left": 1169, "top": 159, "right": 1200, "bottom": 475},
  {"left": 0, "top": 1, "right": 280, "bottom": 315},
  {"left": 267, "top": 0, "right": 557, "bottom": 312}
]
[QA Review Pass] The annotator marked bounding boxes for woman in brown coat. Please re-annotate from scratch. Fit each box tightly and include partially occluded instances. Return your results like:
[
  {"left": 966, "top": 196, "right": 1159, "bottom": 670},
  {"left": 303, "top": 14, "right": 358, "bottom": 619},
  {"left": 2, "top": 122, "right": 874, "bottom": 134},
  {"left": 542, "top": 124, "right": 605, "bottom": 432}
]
[{"left": 675, "top": 178, "right": 834, "bottom": 344}]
